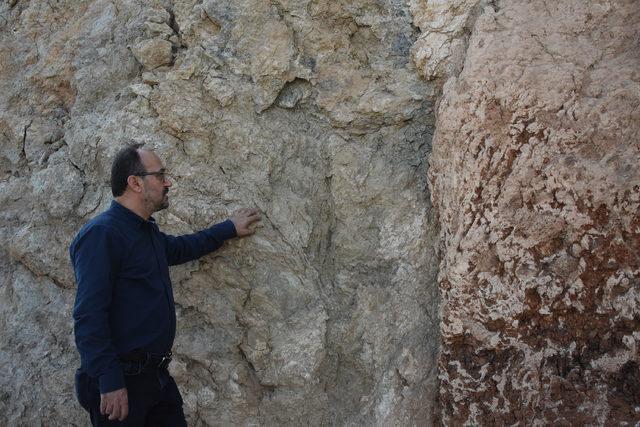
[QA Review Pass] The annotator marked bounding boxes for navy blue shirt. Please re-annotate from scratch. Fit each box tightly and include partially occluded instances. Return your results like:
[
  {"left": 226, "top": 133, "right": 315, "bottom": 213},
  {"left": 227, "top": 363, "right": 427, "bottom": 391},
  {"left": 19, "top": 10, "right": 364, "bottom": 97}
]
[{"left": 70, "top": 200, "right": 236, "bottom": 393}]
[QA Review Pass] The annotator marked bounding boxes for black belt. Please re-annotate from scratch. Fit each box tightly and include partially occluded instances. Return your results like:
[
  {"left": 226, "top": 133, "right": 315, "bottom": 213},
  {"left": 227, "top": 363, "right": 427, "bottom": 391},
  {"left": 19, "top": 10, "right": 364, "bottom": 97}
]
[{"left": 118, "top": 350, "right": 173, "bottom": 370}]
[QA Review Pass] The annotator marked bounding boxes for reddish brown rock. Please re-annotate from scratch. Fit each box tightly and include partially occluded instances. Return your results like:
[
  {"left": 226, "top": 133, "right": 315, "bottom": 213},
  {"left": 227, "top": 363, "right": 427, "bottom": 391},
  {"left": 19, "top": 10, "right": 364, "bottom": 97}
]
[{"left": 429, "top": 0, "right": 640, "bottom": 424}]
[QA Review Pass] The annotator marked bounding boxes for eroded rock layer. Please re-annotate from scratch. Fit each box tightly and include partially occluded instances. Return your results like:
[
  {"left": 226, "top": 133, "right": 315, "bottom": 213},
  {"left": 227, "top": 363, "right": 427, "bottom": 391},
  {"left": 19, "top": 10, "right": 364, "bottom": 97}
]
[
  {"left": 0, "top": 0, "right": 439, "bottom": 425},
  {"left": 430, "top": 0, "right": 640, "bottom": 424}
]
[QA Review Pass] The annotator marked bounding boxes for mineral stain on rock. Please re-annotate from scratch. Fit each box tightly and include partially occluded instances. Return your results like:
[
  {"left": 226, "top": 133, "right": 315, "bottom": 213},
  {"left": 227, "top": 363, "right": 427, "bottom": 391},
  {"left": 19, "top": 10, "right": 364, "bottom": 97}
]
[{"left": 429, "top": 0, "right": 640, "bottom": 425}]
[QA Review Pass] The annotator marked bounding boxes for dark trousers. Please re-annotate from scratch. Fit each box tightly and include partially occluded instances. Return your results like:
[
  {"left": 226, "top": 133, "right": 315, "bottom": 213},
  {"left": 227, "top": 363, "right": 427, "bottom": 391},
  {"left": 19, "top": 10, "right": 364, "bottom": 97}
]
[{"left": 75, "top": 366, "right": 187, "bottom": 427}]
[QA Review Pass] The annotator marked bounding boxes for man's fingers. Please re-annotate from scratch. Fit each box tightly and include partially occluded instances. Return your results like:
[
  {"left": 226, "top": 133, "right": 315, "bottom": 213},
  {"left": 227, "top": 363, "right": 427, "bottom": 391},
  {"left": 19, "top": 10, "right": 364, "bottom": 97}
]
[
  {"left": 241, "top": 220, "right": 260, "bottom": 232},
  {"left": 108, "top": 404, "right": 120, "bottom": 421},
  {"left": 231, "top": 208, "right": 262, "bottom": 237},
  {"left": 109, "top": 397, "right": 128, "bottom": 421},
  {"left": 100, "top": 389, "right": 129, "bottom": 420},
  {"left": 119, "top": 401, "right": 129, "bottom": 421},
  {"left": 236, "top": 223, "right": 257, "bottom": 236},
  {"left": 119, "top": 391, "right": 129, "bottom": 421}
]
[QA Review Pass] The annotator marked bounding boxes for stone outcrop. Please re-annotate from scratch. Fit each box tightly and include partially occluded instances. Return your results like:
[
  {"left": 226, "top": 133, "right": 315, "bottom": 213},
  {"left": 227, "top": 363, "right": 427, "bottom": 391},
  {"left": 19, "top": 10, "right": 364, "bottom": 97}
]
[
  {"left": 0, "top": 0, "right": 438, "bottom": 425},
  {"left": 1, "top": 0, "right": 638, "bottom": 425},
  {"left": 410, "top": 0, "right": 482, "bottom": 82},
  {"left": 429, "top": 0, "right": 640, "bottom": 424}
]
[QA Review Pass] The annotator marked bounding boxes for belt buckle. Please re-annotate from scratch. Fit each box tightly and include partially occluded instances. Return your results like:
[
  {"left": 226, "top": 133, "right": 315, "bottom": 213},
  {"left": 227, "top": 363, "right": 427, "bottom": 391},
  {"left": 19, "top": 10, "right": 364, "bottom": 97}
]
[{"left": 158, "top": 352, "right": 172, "bottom": 370}]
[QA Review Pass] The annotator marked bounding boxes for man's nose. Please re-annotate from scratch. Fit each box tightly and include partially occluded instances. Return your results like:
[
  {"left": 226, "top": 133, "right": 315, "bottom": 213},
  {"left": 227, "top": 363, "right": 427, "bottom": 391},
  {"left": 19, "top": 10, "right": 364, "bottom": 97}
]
[{"left": 164, "top": 176, "right": 172, "bottom": 187}]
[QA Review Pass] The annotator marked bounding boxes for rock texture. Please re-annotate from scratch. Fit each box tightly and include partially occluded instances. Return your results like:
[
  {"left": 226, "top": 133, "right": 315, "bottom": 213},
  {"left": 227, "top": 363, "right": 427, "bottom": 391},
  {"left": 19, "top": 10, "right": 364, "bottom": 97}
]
[
  {"left": 0, "top": 0, "right": 438, "bottom": 425},
  {"left": 2, "top": 0, "right": 639, "bottom": 425},
  {"left": 429, "top": 0, "right": 640, "bottom": 424}
]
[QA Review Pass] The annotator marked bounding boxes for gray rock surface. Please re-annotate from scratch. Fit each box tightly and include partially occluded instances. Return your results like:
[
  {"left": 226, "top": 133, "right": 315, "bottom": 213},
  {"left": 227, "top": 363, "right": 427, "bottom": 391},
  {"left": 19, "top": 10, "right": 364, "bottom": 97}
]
[
  {"left": 131, "top": 38, "right": 174, "bottom": 69},
  {"left": 0, "top": 0, "right": 438, "bottom": 425}
]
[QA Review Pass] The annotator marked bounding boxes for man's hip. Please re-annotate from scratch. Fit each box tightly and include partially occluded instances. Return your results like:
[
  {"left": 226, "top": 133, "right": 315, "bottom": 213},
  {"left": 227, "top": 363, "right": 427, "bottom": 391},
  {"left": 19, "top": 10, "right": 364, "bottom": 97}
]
[{"left": 74, "top": 363, "right": 186, "bottom": 426}]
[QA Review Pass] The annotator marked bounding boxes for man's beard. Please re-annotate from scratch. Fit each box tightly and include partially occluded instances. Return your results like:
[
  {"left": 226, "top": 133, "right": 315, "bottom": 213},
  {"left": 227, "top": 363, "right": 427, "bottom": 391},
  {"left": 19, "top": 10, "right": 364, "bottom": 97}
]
[
  {"left": 159, "top": 193, "right": 169, "bottom": 210},
  {"left": 145, "top": 189, "right": 169, "bottom": 213},
  {"left": 158, "top": 188, "right": 169, "bottom": 210}
]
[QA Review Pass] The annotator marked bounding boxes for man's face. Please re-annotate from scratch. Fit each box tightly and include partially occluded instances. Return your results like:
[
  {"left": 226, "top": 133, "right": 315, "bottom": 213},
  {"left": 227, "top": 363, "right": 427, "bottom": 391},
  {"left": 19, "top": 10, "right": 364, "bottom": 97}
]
[{"left": 138, "top": 149, "right": 172, "bottom": 213}]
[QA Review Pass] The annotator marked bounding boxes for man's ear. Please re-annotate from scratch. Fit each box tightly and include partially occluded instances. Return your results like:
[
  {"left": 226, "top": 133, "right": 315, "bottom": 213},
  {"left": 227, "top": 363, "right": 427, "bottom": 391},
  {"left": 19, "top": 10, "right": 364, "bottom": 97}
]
[{"left": 126, "top": 175, "right": 143, "bottom": 193}]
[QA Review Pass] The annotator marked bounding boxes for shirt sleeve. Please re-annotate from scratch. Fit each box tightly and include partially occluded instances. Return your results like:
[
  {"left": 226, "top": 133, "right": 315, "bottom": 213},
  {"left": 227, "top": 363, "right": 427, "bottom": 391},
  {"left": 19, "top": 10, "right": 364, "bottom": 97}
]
[
  {"left": 70, "top": 224, "right": 125, "bottom": 394},
  {"left": 160, "top": 219, "right": 237, "bottom": 266}
]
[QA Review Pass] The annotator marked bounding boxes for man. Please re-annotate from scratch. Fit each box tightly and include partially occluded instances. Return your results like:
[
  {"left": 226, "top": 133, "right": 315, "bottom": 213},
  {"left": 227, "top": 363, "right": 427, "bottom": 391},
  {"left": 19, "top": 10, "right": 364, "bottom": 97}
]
[{"left": 70, "top": 144, "right": 260, "bottom": 426}]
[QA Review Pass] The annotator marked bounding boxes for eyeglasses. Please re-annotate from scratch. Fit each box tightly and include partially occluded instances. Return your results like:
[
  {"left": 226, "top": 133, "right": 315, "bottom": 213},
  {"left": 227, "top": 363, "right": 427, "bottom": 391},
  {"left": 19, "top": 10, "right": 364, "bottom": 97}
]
[{"left": 135, "top": 169, "right": 169, "bottom": 181}]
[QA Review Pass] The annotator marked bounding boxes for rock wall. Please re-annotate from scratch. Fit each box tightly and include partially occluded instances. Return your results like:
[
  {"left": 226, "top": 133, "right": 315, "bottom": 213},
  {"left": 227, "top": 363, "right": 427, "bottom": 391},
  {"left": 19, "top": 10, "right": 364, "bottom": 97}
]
[
  {"left": 2, "top": 0, "right": 638, "bottom": 425},
  {"left": 429, "top": 0, "right": 640, "bottom": 424},
  {"left": 0, "top": 0, "right": 440, "bottom": 425}
]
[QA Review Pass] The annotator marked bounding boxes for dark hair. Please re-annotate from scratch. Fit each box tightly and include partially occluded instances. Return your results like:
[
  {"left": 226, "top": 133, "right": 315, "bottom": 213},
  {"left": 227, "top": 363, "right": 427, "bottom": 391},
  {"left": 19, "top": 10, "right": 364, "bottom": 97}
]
[{"left": 111, "top": 143, "right": 145, "bottom": 197}]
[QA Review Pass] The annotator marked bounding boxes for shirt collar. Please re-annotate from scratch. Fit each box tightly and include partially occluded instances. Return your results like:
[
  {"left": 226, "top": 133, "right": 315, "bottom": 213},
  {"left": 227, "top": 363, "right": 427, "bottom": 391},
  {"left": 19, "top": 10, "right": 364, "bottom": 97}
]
[{"left": 110, "top": 200, "right": 156, "bottom": 228}]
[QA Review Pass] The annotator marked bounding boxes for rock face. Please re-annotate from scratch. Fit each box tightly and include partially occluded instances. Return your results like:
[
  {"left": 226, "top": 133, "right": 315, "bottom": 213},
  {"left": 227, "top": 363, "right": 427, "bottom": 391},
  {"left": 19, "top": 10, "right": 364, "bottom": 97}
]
[
  {"left": 1, "top": 0, "right": 638, "bottom": 425},
  {"left": 429, "top": 0, "right": 640, "bottom": 424},
  {"left": 0, "top": 0, "right": 438, "bottom": 425}
]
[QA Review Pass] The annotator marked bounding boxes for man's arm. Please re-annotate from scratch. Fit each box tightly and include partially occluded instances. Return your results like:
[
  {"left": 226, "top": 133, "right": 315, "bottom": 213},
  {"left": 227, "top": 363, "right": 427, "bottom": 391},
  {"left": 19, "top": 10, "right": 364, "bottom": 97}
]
[
  {"left": 161, "top": 208, "right": 261, "bottom": 266},
  {"left": 71, "top": 225, "right": 125, "bottom": 395}
]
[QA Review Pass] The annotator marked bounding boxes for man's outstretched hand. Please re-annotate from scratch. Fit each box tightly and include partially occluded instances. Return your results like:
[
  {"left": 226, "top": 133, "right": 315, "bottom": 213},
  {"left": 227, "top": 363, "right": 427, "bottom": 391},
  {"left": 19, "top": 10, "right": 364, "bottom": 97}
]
[
  {"left": 231, "top": 208, "right": 261, "bottom": 237},
  {"left": 100, "top": 387, "right": 128, "bottom": 421}
]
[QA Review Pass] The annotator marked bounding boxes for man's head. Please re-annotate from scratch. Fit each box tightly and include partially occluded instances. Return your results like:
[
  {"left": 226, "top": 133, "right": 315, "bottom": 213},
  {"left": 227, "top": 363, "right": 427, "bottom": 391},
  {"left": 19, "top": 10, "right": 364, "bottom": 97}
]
[{"left": 111, "top": 144, "right": 172, "bottom": 215}]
